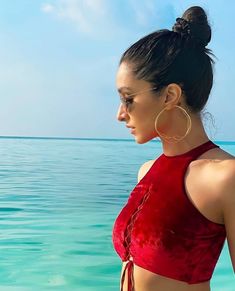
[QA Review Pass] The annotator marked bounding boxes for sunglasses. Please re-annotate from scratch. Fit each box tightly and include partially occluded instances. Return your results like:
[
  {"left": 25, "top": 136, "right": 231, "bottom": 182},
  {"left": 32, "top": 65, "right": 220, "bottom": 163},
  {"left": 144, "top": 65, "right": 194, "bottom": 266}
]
[{"left": 119, "top": 87, "right": 158, "bottom": 112}]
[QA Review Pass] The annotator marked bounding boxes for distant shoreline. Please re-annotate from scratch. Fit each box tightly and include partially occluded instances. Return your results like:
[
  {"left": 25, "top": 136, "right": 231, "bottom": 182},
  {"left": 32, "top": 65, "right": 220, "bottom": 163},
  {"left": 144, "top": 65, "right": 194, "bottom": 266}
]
[
  {"left": 0, "top": 135, "right": 141, "bottom": 142},
  {"left": 0, "top": 136, "right": 234, "bottom": 144}
]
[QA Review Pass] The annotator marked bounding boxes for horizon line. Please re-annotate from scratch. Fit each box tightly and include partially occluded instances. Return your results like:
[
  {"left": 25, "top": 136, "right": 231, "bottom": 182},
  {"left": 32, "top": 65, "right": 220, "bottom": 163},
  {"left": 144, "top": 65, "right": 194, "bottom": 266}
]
[
  {"left": 0, "top": 135, "right": 234, "bottom": 144},
  {"left": 0, "top": 135, "right": 137, "bottom": 142}
]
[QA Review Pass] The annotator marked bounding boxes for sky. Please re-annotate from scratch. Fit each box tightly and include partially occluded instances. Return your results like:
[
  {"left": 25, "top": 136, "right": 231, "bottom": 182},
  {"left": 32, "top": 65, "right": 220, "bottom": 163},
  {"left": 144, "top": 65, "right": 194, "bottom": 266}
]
[{"left": 0, "top": 0, "right": 235, "bottom": 141}]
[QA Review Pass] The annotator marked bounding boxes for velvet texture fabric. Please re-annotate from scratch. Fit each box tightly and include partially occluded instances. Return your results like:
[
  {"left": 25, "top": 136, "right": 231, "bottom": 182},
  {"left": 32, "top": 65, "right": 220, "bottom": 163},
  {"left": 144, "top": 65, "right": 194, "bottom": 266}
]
[{"left": 112, "top": 140, "right": 226, "bottom": 291}]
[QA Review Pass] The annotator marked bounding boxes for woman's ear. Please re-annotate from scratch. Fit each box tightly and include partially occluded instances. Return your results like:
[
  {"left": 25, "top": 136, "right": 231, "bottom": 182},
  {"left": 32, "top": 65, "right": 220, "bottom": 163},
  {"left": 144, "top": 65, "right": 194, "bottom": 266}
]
[{"left": 164, "top": 83, "right": 182, "bottom": 109}]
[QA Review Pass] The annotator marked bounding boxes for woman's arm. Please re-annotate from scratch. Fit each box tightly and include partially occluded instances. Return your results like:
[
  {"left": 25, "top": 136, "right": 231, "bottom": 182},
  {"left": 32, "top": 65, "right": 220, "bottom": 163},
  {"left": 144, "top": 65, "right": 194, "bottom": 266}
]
[{"left": 221, "top": 161, "right": 235, "bottom": 272}]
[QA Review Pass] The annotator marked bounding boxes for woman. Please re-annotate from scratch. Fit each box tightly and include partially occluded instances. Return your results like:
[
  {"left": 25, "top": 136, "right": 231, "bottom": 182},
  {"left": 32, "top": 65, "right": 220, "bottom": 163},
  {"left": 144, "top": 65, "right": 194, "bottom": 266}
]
[{"left": 112, "top": 6, "right": 235, "bottom": 291}]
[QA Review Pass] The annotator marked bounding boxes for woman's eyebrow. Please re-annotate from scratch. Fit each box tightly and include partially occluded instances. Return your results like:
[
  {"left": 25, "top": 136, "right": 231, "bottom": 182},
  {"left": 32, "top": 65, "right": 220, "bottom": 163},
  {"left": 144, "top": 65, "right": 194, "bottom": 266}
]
[{"left": 118, "top": 86, "right": 133, "bottom": 93}]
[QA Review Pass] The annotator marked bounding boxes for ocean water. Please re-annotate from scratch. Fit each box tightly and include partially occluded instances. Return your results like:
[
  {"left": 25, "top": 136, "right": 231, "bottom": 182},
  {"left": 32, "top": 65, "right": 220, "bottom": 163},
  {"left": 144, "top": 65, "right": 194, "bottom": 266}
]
[{"left": 0, "top": 137, "right": 234, "bottom": 291}]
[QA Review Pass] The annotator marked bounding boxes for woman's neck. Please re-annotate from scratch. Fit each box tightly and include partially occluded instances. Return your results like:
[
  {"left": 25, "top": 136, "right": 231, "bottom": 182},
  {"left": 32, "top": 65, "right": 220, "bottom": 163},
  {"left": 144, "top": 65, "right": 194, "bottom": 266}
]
[{"left": 161, "top": 114, "right": 209, "bottom": 157}]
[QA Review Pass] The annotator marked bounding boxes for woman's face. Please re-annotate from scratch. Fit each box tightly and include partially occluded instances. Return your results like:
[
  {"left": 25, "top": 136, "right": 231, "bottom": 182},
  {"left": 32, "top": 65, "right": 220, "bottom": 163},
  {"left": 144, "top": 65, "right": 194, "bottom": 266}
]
[{"left": 116, "top": 62, "right": 165, "bottom": 144}]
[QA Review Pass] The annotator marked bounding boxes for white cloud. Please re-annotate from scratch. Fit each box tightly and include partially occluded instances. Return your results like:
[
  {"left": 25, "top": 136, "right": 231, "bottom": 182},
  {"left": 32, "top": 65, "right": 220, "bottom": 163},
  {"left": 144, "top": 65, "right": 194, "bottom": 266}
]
[
  {"left": 41, "top": 3, "right": 55, "bottom": 13},
  {"left": 128, "top": 0, "right": 176, "bottom": 29},
  {"left": 129, "top": 0, "right": 156, "bottom": 26},
  {"left": 86, "top": 0, "right": 106, "bottom": 16},
  {"left": 41, "top": 0, "right": 108, "bottom": 34}
]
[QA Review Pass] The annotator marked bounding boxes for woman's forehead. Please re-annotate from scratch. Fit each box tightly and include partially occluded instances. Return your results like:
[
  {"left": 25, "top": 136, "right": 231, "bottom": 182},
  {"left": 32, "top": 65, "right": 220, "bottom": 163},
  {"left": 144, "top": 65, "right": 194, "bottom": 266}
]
[
  {"left": 117, "top": 63, "right": 134, "bottom": 79},
  {"left": 116, "top": 62, "right": 147, "bottom": 90}
]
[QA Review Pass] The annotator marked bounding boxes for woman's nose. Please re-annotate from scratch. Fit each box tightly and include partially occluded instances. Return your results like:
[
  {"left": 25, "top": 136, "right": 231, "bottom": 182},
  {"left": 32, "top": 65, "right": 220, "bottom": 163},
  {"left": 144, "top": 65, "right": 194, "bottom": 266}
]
[{"left": 116, "top": 104, "right": 127, "bottom": 121}]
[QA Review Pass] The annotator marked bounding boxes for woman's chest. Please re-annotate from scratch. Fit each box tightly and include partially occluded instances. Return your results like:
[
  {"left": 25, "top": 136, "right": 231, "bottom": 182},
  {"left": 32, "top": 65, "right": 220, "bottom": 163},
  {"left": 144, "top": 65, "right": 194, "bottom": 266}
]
[{"left": 112, "top": 157, "right": 224, "bottom": 259}]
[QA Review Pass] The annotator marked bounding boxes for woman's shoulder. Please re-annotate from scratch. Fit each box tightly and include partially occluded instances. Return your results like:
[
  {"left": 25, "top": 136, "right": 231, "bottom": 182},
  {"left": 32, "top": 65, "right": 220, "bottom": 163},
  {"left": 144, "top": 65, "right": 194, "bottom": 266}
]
[
  {"left": 192, "top": 147, "right": 235, "bottom": 200},
  {"left": 186, "top": 146, "right": 234, "bottom": 190},
  {"left": 137, "top": 159, "right": 156, "bottom": 183},
  {"left": 193, "top": 146, "right": 235, "bottom": 170},
  {"left": 201, "top": 147, "right": 235, "bottom": 180},
  {"left": 211, "top": 154, "right": 235, "bottom": 198},
  {"left": 185, "top": 148, "right": 235, "bottom": 226}
]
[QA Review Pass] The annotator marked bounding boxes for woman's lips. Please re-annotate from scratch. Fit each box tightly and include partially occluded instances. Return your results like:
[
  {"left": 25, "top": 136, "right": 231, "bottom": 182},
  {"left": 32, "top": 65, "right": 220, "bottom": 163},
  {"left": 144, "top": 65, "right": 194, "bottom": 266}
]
[
  {"left": 126, "top": 125, "right": 135, "bottom": 134},
  {"left": 130, "top": 128, "right": 135, "bottom": 134}
]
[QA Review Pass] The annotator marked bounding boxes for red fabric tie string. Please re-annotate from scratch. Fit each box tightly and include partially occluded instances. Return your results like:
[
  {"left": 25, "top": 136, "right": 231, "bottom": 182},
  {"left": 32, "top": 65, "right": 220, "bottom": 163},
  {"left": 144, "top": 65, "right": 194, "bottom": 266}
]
[{"left": 121, "top": 259, "right": 134, "bottom": 291}]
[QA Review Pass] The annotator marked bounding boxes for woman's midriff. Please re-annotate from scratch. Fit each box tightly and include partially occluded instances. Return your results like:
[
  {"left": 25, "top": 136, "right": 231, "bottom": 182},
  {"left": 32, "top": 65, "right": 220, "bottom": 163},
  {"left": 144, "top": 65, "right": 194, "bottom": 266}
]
[{"left": 120, "top": 261, "right": 211, "bottom": 291}]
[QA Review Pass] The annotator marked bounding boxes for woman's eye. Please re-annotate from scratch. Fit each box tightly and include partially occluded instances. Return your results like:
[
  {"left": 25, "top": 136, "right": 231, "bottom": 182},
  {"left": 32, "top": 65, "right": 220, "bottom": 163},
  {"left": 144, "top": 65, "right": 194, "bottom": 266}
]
[
  {"left": 125, "top": 98, "right": 134, "bottom": 105},
  {"left": 122, "top": 98, "right": 134, "bottom": 109},
  {"left": 119, "top": 92, "right": 135, "bottom": 110},
  {"left": 120, "top": 94, "right": 134, "bottom": 103}
]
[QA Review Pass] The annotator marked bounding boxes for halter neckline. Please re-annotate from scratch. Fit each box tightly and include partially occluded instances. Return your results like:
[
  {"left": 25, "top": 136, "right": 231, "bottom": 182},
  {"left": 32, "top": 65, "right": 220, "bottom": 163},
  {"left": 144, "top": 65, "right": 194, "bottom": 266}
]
[{"left": 162, "top": 140, "right": 214, "bottom": 158}]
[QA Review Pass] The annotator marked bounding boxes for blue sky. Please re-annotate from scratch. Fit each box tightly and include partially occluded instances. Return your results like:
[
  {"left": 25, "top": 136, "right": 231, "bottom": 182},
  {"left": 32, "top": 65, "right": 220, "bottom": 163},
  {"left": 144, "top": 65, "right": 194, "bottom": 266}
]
[{"left": 0, "top": 0, "right": 234, "bottom": 141}]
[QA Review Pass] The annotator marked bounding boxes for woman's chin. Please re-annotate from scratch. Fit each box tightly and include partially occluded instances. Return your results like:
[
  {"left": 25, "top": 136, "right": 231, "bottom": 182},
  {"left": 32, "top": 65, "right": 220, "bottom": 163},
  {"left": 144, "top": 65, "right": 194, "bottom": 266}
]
[{"left": 134, "top": 134, "right": 157, "bottom": 144}]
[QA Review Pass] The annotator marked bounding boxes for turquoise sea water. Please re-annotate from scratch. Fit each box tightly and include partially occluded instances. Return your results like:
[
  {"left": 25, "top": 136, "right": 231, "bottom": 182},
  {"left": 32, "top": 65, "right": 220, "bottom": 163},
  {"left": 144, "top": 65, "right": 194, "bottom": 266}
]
[{"left": 0, "top": 137, "right": 234, "bottom": 291}]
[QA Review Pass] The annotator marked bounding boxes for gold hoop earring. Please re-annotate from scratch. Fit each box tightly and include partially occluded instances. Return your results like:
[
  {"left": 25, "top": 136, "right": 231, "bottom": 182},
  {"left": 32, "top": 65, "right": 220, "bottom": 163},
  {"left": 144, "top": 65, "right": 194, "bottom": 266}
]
[{"left": 154, "top": 105, "right": 192, "bottom": 143}]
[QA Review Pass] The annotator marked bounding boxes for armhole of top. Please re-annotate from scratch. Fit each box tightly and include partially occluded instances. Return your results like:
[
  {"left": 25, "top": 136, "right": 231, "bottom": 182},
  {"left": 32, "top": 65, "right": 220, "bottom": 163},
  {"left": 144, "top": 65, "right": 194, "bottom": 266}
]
[{"left": 137, "top": 157, "right": 160, "bottom": 183}]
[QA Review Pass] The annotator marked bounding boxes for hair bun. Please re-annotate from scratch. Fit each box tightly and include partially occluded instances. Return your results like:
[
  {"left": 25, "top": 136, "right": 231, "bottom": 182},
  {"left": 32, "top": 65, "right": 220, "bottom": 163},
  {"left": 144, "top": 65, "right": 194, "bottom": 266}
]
[
  {"left": 172, "top": 6, "right": 211, "bottom": 47},
  {"left": 172, "top": 18, "right": 191, "bottom": 36}
]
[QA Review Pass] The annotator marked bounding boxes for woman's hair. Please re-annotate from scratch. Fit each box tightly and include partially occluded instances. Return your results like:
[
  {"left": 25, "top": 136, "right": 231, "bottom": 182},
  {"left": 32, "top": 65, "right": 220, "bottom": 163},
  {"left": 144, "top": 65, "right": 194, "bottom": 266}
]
[{"left": 120, "top": 6, "right": 214, "bottom": 113}]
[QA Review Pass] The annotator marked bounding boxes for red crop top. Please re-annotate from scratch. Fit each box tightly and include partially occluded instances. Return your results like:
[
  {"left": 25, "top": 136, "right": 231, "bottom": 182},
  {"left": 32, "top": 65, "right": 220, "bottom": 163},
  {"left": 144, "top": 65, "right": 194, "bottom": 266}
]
[{"left": 112, "top": 140, "right": 226, "bottom": 291}]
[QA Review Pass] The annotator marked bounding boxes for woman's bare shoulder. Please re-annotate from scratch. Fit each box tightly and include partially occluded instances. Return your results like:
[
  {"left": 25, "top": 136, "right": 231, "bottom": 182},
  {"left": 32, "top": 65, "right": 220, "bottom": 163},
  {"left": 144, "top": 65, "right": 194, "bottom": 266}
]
[
  {"left": 187, "top": 147, "right": 235, "bottom": 198},
  {"left": 214, "top": 157, "right": 235, "bottom": 194},
  {"left": 202, "top": 148, "right": 235, "bottom": 178},
  {"left": 196, "top": 148, "right": 235, "bottom": 199},
  {"left": 137, "top": 159, "right": 156, "bottom": 182},
  {"left": 193, "top": 147, "right": 235, "bottom": 169}
]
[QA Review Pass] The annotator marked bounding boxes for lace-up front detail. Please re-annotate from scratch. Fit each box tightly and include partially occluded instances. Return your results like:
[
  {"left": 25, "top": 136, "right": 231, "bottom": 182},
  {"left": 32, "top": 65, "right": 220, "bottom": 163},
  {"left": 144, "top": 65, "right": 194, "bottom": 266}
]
[{"left": 121, "top": 190, "right": 151, "bottom": 291}]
